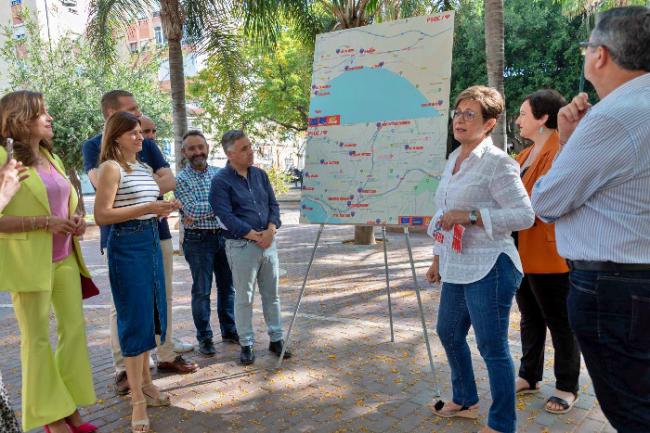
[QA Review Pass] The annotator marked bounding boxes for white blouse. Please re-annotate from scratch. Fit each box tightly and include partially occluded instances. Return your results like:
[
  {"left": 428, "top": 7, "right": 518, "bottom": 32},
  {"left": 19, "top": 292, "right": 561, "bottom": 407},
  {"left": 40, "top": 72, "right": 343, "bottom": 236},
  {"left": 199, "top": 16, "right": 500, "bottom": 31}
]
[{"left": 433, "top": 136, "right": 534, "bottom": 284}]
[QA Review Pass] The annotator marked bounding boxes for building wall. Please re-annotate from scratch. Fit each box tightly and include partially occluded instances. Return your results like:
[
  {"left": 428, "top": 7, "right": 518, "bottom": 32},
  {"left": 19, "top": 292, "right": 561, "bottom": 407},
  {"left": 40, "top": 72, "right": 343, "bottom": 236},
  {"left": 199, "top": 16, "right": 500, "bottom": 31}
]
[{"left": 0, "top": 0, "right": 90, "bottom": 89}]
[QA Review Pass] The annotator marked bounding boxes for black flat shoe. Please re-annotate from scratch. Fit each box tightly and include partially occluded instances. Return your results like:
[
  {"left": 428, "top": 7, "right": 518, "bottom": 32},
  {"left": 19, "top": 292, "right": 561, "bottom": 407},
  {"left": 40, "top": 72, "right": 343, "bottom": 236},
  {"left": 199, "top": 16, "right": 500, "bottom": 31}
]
[
  {"left": 269, "top": 340, "right": 292, "bottom": 359},
  {"left": 198, "top": 339, "right": 216, "bottom": 357},
  {"left": 432, "top": 400, "right": 479, "bottom": 419},
  {"left": 240, "top": 346, "right": 255, "bottom": 365}
]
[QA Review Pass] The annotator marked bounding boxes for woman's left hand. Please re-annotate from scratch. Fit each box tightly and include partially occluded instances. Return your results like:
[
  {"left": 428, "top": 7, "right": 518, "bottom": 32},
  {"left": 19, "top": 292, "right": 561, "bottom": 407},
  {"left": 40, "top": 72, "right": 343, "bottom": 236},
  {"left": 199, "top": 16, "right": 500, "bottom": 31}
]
[
  {"left": 439, "top": 210, "right": 469, "bottom": 231},
  {"left": 71, "top": 214, "right": 86, "bottom": 236}
]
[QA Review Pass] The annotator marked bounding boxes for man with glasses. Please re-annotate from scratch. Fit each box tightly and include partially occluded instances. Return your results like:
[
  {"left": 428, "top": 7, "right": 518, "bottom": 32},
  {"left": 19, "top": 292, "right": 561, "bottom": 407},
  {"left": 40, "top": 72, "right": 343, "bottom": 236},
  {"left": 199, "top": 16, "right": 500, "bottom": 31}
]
[{"left": 532, "top": 7, "right": 650, "bottom": 432}]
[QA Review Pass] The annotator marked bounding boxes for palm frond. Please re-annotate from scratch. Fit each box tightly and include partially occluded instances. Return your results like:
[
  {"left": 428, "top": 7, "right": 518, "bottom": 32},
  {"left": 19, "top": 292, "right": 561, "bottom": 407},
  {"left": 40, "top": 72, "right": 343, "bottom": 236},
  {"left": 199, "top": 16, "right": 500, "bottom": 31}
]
[
  {"left": 238, "top": 0, "right": 321, "bottom": 48},
  {"left": 86, "top": 0, "right": 153, "bottom": 65}
]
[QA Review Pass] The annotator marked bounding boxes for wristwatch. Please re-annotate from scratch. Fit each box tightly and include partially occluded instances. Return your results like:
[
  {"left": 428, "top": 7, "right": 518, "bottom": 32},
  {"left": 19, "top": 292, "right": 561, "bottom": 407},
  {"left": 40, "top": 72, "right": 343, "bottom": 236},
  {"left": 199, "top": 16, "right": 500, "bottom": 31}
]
[{"left": 469, "top": 210, "right": 478, "bottom": 225}]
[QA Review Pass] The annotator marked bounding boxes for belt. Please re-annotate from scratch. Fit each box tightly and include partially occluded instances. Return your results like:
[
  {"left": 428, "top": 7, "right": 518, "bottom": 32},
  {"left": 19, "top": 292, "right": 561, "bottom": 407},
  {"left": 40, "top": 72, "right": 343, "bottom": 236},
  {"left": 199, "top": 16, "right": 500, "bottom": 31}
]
[
  {"left": 185, "top": 228, "right": 223, "bottom": 234},
  {"left": 567, "top": 260, "right": 650, "bottom": 272}
]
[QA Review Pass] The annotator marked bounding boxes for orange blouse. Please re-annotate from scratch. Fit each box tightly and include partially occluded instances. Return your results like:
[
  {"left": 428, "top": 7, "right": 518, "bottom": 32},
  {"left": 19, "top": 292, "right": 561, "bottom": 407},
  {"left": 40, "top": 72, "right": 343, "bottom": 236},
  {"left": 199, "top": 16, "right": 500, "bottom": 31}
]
[{"left": 516, "top": 132, "right": 569, "bottom": 274}]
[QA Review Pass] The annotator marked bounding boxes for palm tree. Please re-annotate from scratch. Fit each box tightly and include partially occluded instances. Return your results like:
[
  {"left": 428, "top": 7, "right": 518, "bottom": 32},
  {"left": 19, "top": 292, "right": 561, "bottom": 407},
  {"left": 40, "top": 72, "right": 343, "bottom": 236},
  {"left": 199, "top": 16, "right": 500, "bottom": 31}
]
[
  {"left": 87, "top": 0, "right": 243, "bottom": 172},
  {"left": 484, "top": 0, "right": 506, "bottom": 150}
]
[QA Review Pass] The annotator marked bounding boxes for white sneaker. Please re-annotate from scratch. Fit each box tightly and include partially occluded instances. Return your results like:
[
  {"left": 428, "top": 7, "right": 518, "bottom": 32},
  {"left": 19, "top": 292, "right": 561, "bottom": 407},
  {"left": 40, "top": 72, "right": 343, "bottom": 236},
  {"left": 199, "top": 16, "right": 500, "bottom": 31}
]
[
  {"left": 172, "top": 337, "right": 194, "bottom": 353},
  {"left": 148, "top": 354, "right": 155, "bottom": 369}
]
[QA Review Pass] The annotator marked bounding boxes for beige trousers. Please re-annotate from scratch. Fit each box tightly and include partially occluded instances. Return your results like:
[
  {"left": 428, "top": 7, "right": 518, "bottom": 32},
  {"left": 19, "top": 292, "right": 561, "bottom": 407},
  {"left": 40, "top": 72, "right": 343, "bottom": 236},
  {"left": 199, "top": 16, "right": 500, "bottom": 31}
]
[{"left": 111, "top": 238, "right": 175, "bottom": 372}]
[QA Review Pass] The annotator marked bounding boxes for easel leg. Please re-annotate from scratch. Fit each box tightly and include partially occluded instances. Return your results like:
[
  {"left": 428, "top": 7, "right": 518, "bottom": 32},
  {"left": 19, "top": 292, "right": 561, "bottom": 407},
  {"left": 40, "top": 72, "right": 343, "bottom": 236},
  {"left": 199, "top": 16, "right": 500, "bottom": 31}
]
[
  {"left": 276, "top": 223, "right": 325, "bottom": 368},
  {"left": 382, "top": 226, "right": 395, "bottom": 342},
  {"left": 403, "top": 226, "right": 441, "bottom": 397}
]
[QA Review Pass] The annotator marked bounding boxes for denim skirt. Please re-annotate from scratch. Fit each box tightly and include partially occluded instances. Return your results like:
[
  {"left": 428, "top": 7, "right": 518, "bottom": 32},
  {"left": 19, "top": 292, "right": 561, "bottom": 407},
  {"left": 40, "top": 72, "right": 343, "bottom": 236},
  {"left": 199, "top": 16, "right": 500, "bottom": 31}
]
[{"left": 107, "top": 218, "right": 167, "bottom": 357}]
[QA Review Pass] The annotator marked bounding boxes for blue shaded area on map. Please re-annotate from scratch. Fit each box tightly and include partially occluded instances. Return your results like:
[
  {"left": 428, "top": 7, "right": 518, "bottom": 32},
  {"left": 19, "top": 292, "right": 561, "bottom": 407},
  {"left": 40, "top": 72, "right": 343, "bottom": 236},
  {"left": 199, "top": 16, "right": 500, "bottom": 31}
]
[
  {"left": 309, "top": 67, "right": 441, "bottom": 124},
  {"left": 300, "top": 198, "right": 332, "bottom": 223}
]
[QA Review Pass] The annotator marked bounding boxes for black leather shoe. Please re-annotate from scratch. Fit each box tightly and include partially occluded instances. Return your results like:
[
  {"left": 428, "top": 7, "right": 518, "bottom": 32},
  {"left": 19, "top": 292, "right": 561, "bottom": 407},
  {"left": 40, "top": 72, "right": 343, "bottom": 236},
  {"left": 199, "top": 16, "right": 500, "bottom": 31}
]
[
  {"left": 198, "top": 339, "right": 216, "bottom": 357},
  {"left": 240, "top": 346, "right": 255, "bottom": 365},
  {"left": 269, "top": 340, "right": 292, "bottom": 359},
  {"left": 222, "top": 333, "right": 239, "bottom": 344}
]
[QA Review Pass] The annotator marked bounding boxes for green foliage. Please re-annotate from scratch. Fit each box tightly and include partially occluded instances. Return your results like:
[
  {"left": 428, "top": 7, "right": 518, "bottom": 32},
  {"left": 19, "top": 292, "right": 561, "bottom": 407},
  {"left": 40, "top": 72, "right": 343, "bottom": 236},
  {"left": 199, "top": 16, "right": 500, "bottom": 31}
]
[
  {"left": 188, "top": 29, "right": 312, "bottom": 144},
  {"left": 194, "top": 0, "right": 609, "bottom": 149},
  {"left": 0, "top": 14, "right": 172, "bottom": 175},
  {"left": 265, "top": 166, "right": 291, "bottom": 195},
  {"left": 450, "top": 0, "right": 588, "bottom": 142}
]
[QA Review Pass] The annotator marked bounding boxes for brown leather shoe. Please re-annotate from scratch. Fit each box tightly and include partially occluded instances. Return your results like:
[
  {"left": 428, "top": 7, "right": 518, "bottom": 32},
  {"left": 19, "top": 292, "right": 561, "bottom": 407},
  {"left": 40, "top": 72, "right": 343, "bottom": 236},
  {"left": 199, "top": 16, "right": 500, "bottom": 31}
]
[
  {"left": 157, "top": 355, "right": 198, "bottom": 374},
  {"left": 115, "top": 371, "right": 130, "bottom": 396}
]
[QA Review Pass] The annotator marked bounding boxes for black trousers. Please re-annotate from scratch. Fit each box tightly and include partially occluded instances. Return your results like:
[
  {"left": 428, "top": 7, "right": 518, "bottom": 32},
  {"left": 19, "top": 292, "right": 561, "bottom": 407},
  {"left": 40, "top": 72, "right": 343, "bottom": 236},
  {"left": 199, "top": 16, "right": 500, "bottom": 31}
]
[{"left": 516, "top": 273, "right": 580, "bottom": 394}]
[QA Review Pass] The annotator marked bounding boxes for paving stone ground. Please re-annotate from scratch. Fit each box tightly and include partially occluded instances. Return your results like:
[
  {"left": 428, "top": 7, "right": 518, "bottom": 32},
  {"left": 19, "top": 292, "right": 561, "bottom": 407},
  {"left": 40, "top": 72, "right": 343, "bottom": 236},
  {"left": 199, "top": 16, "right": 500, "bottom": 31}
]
[{"left": 0, "top": 195, "right": 614, "bottom": 433}]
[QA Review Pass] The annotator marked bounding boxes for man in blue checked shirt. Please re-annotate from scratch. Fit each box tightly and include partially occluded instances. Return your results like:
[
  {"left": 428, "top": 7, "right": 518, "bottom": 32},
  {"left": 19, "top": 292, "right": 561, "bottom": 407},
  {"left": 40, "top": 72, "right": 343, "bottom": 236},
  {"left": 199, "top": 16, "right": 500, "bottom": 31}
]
[
  {"left": 209, "top": 130, "right": 292, "bottom": 366},
  {"left": 176, "top": 130, "right": 239, "bottom": 357}
]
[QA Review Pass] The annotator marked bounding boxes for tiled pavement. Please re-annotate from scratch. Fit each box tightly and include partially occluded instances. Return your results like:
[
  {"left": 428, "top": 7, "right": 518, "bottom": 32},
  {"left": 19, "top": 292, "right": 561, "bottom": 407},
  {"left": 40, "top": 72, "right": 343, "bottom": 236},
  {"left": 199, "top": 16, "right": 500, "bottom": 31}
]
[{"left": 0, "top": 200, "right": 615, "bottom": 433}]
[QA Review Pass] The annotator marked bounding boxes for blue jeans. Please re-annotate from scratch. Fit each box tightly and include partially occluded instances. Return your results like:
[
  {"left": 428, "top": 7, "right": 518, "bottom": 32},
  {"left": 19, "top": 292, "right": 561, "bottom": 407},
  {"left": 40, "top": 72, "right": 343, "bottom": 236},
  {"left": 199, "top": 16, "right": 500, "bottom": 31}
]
[
  {"left": 436, "top": 254, "right": 522, "bottom": 433},
  {"left": 568, "top": 269, "right": 650, "bottom": 433},
  {"left": 225, "top": 239, "right": 284, "bottom": 347},
  {"left": 183, "top": 230, "right": 237, "bottom": 342},
  {"left": 107, "top": 218, "right": 167, "bottom": 357}
]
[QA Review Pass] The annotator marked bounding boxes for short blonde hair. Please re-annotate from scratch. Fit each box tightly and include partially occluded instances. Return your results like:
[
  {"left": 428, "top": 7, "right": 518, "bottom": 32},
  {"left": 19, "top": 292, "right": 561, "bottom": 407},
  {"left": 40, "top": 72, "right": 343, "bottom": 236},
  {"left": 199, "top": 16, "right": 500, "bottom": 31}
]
[{"left": 454, "top": 85, "right": 504, "bottom": 130}]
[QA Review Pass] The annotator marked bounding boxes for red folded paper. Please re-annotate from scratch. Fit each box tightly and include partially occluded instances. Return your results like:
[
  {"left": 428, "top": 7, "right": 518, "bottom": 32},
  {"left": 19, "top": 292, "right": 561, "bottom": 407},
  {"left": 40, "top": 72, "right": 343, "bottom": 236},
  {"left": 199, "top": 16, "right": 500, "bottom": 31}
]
[{"left": 81, "top": 275, "right": 100, "bottom": 299}]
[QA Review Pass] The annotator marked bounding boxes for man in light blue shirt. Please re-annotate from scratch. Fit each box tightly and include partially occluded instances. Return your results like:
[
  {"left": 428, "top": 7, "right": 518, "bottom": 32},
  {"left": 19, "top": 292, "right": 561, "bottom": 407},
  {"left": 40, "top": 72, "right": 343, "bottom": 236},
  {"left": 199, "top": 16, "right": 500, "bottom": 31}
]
[
  {"left": 531, "top": 7, "right": 650, "bottom": 431},
  {"left": 176, "top": 131, "right": 238, "bottom": 357}
]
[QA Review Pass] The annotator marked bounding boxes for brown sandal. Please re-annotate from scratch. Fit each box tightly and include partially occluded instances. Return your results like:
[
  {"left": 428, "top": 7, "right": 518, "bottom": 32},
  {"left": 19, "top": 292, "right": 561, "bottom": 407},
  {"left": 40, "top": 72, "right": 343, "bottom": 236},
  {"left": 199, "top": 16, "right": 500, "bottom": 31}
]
[
  {"left": 142, "top": 382, "right": 171, "bottom": 407},
  {"left": 131, "top": 399, "right": 150, "bottom": 433}
]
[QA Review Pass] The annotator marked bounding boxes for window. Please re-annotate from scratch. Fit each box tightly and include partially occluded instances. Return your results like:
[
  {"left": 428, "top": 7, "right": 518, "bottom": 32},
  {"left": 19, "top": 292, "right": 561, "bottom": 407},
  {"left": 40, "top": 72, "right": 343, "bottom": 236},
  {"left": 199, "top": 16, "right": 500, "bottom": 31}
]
[
  {"left": 13, "top": 25, "right": 26, "bottom": 40},
  {"left": 154, "top": 26, "right": 165, "bottom": 45},
  {"left": 11, "top": 0, "right": 22, "bottom": 5},
  {"left": 129, "top": 42, "right": 138, "bottom": 53}
]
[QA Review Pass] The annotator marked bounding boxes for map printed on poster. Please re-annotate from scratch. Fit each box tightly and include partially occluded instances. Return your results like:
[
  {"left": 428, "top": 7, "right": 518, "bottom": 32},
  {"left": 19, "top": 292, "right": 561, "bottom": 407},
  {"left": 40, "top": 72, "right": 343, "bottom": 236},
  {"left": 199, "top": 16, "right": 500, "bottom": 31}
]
[{"left": 300, "top": 12, "right": 455, "bottom": 227}]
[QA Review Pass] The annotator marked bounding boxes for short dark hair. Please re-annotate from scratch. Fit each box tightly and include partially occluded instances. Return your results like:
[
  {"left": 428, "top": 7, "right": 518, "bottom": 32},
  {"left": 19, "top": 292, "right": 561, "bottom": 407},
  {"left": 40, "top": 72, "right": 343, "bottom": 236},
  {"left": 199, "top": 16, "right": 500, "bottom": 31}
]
[
  {"left": 221, "top": 130, "right": 246, "bottom": 154},
  {"left": 101, "top": 90, "right": 133, "bottom": 119},
  {"left": 454, "top": 85, "right": 504, "bottom": 135},
  {"left": 592, "top": 6, "right": 650, "bottom": 72},
  {"left": 182, "top": 130, "right": 207, "bottom": 147},
  {"left": 523, "top": 89, "right": 566, "bottom": 130}
]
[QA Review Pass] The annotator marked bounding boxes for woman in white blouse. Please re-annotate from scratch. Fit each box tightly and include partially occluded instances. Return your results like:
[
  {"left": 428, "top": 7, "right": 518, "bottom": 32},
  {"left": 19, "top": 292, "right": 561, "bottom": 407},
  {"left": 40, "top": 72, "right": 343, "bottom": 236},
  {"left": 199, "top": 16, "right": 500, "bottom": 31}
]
[{"left": 426, "top": 86, "right": 534, "bottom": 433}]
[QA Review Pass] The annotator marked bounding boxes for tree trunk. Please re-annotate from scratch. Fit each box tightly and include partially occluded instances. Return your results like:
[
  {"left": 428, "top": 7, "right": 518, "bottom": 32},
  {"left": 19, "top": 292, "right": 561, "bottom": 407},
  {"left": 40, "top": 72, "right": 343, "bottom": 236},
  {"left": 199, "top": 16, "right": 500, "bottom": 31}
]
[
  {"left": 68, "top": 167, "right": 85, "bottom": 215},
  {"left": 354, "top": 225, "right": 375, "bottom": 245},
  {"left": 168, "top": 38, "right": 188, "bottom": 173},
  {"left": 484, "top": 0, "right": 507, "bottom": 151},
  {"left": 160, "top": 0, "right": 187, "bottom": 173}
]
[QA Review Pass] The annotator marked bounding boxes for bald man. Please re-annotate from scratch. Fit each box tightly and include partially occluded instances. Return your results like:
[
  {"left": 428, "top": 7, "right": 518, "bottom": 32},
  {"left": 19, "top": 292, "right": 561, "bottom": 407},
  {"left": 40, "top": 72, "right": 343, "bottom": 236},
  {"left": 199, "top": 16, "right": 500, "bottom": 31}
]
[{"left": 140, "top": 115, "right": 157, "bottom": 141}]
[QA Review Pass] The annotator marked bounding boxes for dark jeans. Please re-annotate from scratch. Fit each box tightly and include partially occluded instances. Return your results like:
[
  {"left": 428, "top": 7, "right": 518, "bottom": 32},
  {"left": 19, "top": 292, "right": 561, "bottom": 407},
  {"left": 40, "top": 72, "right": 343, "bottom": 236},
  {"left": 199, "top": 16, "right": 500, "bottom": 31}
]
[
  {"left": 437, "top": 254, "right": 522, "bottom": 433},
  {"left": 183, "top": 230, "right": 237, "bottom": 342},
  {"left": 568, "top": 269, "right": 650, "bottom": 433},
  {"left": 516, "top": 273, "right": 580, "bottom": 394}
]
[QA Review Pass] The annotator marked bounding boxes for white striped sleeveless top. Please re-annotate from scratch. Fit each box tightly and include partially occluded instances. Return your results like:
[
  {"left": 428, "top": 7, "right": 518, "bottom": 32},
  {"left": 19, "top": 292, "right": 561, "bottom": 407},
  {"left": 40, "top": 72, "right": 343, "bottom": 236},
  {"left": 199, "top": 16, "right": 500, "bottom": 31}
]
[{"left": 108, "top": 160, "right": 160, "bottom": 220}]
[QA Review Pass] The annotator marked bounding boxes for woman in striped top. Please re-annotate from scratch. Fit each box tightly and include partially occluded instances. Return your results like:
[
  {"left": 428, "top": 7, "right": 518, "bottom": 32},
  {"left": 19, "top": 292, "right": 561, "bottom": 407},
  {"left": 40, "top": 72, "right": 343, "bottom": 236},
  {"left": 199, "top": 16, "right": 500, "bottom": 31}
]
[{"left": 94, "top": 111, "right": 180, "bottom": 433}]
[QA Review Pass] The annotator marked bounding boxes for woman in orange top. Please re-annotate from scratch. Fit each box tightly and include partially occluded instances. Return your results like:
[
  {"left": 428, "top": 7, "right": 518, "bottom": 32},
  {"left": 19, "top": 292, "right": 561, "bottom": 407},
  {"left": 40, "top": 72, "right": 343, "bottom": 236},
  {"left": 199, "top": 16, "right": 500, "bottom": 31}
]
[{"left": 514, "top": 90, "right": 580, "bottom": 414}]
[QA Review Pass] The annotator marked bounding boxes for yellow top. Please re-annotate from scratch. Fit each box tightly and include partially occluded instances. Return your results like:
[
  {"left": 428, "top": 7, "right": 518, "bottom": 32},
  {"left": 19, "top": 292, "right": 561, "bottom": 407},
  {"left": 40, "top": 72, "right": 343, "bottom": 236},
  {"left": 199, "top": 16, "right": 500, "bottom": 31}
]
[{"left": 0, "top": 146, "right": 91, "bottom": 292}]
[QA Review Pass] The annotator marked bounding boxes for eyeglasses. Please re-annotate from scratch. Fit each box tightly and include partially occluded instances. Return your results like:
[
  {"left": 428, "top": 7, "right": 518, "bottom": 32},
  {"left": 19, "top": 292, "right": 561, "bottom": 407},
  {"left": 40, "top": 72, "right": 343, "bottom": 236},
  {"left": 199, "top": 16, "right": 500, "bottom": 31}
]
[
  {"left": 579, "top": 41, "right": 602, "bottom": 56},
  {"left": 143, "top": 128, "right": 157, "bottom": 134},
  {"left": 452, "top": 109, "right": 479, "bottom": 122}
]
